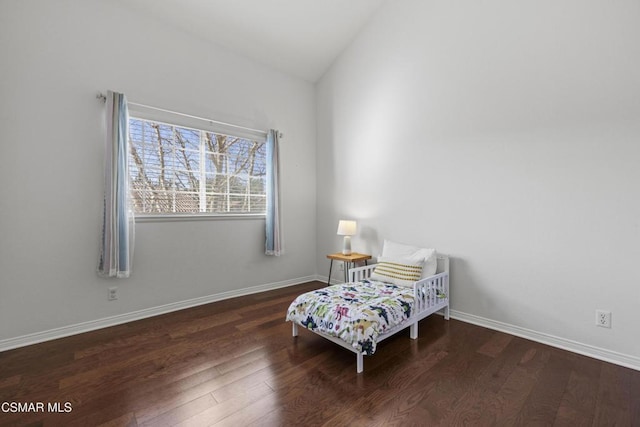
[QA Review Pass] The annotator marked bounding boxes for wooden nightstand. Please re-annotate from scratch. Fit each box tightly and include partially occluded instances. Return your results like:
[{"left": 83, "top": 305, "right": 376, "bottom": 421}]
[{"left": 326, "top": 252, "right": 372, "bottom": 285}]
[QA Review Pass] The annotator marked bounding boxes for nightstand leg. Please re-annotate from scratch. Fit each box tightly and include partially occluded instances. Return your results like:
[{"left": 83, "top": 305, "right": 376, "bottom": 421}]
[{"left": 328, "top": 259, "right": 334, "bottom": 286}]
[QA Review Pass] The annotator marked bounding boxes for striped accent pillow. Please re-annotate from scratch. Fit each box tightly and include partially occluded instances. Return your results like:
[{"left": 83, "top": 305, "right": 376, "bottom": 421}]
[{"left": 370, "top": 256, "right": 424, "bottom": 287}]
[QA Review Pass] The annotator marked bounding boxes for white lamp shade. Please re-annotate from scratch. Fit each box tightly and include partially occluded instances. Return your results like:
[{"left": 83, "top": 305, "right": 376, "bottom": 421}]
[{"left": 337, "top": 220, "right": 357, "bottom": 236}]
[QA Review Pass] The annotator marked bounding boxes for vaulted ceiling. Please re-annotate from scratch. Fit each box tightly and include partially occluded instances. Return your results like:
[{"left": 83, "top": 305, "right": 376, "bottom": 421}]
[{"left": 115, "top": 0, "right": 386, "bottom": 82}]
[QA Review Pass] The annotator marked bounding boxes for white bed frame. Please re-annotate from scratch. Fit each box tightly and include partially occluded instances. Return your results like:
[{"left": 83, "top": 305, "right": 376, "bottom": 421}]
[{"left": 291, "top": 255, "right": 450, "bottom": 373}]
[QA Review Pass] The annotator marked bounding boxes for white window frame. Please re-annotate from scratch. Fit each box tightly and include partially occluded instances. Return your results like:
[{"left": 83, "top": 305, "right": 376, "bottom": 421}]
[{"left": 128, "top": 104, "right": 268, "bottom": 221}]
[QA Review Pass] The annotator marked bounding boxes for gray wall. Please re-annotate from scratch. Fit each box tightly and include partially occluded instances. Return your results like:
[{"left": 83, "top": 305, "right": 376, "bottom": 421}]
[
  {"left": 0, "top": 0, "right": 317, "bottom": 342},
  {"left": 316, "top": 0, "right": 640, "bottom": 363}
]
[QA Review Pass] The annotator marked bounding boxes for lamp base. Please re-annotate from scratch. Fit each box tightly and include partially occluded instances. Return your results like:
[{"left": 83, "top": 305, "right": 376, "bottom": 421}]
[{"left": 342, "top": 236, "right": 352, "bottom": 255}]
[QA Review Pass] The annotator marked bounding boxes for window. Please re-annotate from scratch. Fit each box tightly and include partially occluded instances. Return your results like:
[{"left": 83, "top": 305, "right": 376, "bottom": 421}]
[{"left": 128, "top": 117, "right": 266, "bottom": 216}]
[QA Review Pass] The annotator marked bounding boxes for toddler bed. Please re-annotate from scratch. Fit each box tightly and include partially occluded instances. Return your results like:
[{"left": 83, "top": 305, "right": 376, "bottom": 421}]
[{"left": 286, "top": 245, "right": 449, "bottom": 373}]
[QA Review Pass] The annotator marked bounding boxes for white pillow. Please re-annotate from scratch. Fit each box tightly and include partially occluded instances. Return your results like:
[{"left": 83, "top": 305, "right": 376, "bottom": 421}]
[
  {"left": 370, "top": 256, "right": 424, "bottom": 287},
  {"left": 381, "top": 239, "right": 437, "bottom": 278}
]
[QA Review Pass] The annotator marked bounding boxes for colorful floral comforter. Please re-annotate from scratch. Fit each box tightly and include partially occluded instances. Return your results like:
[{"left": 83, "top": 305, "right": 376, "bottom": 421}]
[{"left": 286, "top": 280, "right": 415, "bottom": 355}]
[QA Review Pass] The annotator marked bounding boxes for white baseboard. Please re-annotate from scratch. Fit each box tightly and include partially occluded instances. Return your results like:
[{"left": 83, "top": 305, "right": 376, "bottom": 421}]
[
  {"left": 0, "top": 275, "right": 317, "bottom": 353},
  {"left": 450, "top": 309, "right": 640, "bottom": 372},
  {"left": 4, "top": 279, "right": 638, "bottom": 373}
]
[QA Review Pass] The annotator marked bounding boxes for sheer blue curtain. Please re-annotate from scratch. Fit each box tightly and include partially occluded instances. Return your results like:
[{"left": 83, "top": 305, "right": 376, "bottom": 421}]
[
  {"left": 98, "top": 90, "right": 135, "bottom": 277},
  {"left": 265, "top": 129, "right": 282, "bottom": 256}
]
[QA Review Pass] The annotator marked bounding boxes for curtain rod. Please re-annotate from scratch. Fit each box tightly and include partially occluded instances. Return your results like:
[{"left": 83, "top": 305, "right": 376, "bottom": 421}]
[{"left": 96, "top": 92, "right": 282, "bottom": 138}]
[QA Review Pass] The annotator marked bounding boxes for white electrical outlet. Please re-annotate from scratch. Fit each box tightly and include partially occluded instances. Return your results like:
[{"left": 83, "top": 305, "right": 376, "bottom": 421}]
[
  {"left": 596, "top": 309, "right": 611, "bottom": 328},
  {"left": 108, "top": 286, "right": 118, "bottom": 301}
]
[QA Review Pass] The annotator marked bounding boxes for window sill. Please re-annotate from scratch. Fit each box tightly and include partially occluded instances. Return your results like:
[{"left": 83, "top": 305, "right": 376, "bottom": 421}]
[{"left": 134, "top": 213, "right": 266, "bottom": 223}]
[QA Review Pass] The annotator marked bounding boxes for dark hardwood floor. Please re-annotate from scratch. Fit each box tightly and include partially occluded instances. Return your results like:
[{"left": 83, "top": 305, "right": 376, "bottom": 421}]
[{"left": 1, "top": 281, "right": 639, "bottom": 426}]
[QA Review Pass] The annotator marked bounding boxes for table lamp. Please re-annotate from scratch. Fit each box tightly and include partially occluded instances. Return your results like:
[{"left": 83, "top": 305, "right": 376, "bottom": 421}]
[{"left": 337, "top": 220, "right": 357, "bottom": 255}]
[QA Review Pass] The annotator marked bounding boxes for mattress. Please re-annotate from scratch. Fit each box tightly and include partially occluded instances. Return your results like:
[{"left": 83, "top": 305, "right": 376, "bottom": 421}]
[{"left": 286, "top": 280, "right": 415, "bottom": 355}]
